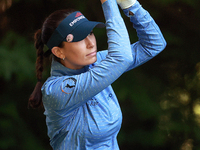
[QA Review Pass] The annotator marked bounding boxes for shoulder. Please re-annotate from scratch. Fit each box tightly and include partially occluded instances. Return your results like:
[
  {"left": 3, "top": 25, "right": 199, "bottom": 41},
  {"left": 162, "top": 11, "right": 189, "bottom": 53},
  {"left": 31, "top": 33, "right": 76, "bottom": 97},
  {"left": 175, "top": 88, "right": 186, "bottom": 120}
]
[{"left": 41, "top": 76, "right": 76, "bottom": 109}]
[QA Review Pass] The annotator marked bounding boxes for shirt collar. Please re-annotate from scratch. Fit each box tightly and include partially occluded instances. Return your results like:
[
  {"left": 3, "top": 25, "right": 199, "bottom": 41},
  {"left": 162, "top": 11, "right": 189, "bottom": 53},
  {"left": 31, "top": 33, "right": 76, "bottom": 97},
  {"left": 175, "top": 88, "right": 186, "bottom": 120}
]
[{"left": 50, "top": 59, "right": 89, "bottom": 76}]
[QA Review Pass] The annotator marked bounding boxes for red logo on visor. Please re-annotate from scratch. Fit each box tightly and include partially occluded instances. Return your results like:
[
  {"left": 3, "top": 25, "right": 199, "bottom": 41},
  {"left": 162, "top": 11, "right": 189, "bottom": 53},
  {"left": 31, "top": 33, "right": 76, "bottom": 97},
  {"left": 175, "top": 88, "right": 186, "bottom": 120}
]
[{"left": 75, "top": 12, "right": 82, "bottom": 17}]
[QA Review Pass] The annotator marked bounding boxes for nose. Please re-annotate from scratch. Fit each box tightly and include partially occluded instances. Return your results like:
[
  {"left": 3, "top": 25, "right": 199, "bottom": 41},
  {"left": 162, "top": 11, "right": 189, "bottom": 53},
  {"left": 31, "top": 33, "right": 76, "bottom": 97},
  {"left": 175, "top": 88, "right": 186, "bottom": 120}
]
[{"left": 85, "top": 35, "right": 95, "bottom": 49}]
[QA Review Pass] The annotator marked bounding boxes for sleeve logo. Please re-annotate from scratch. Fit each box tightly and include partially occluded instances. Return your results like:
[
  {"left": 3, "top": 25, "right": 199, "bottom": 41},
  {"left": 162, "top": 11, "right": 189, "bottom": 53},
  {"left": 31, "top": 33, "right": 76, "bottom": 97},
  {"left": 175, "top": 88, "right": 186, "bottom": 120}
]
[{"left": 60, "top": 77, "right": 77, "bottom": 94}]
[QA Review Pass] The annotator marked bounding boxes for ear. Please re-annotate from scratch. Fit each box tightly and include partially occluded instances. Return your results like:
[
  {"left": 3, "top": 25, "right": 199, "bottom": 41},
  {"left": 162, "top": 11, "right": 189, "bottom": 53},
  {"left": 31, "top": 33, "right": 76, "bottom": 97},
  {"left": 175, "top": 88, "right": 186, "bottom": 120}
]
[{"left": 51, "top": 47, "right": 64, "bottom": 59}]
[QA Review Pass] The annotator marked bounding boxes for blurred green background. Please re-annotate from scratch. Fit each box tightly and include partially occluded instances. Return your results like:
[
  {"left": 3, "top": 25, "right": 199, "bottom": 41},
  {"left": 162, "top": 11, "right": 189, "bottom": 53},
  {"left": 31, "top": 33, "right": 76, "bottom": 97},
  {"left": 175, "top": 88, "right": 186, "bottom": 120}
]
[{"left": 0, "top": 0, "right": 200, "bottom": 149}]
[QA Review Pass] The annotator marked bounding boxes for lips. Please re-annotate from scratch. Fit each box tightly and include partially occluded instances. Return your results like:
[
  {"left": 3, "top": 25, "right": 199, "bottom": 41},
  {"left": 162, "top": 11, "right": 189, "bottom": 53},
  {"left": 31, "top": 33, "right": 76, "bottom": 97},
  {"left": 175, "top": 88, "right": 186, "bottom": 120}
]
[{"left": 86, "top": 51, "right": 97, "bottom": 57}]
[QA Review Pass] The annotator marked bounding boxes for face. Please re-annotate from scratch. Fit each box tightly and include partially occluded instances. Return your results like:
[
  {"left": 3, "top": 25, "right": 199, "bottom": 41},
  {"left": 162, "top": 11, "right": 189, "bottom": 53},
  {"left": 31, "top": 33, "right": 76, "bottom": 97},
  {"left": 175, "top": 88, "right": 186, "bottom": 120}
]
[{"left": 56, "top": 32, "right": 97, "bottom": 70}]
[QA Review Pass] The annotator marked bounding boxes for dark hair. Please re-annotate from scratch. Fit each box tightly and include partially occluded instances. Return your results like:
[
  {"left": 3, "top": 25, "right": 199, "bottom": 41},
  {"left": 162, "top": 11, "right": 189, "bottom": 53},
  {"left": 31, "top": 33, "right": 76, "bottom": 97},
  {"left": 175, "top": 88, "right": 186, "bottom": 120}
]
[{"left": 28, "top": 9, "right": 76, "bottom": 108}]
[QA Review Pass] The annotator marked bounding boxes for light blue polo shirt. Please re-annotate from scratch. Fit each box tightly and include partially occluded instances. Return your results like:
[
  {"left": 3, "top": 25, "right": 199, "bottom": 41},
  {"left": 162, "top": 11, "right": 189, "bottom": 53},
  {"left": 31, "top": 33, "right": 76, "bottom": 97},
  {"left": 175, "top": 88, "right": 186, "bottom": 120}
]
[{"left": 41, "top": 0, "right": 166, "bottom": 149}]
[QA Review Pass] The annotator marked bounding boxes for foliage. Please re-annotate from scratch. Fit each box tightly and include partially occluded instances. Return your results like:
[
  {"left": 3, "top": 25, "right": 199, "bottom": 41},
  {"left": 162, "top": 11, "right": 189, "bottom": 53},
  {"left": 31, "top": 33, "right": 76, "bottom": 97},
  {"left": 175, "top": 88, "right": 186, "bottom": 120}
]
[{"left": 0, "top": 31, "right": 36, "bottom": 84}]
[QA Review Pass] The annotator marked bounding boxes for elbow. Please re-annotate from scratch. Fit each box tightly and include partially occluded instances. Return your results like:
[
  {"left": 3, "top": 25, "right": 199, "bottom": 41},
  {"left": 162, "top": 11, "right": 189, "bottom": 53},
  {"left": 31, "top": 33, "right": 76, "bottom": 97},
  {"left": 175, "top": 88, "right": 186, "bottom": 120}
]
[
  {"left": 120, "top": 48, "right": 134, "bottom": 66},
  {"left": 126, "top": 53, "right": 134, "bottom": 65},
  {"left": 153, "top": 38, "right": 167, "bottom": 54},
  {"left": 111, "top": 51, "right": 133, "bottom": 65},
  {"left": 112, "top": 50, "right": 133, "bottom": 68},
  {"left": 151, "top": 33, "right": 167, "bottom": 53},
  {"left": 158, "top": 32, "right": 167, "bottom": 51},
  {"left": 108, "top": 43, "right": 133, "bottom": 66},
  {"left": 161, "top": 38, "right": 167, "bottom": 51}
]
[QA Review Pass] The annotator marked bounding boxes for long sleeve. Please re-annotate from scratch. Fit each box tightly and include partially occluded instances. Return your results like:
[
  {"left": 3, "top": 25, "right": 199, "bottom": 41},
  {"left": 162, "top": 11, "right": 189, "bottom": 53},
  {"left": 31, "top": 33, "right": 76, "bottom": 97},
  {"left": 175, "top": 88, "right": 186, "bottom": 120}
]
[
  {"left": 42, "top": 0, "right": 132, "bottom": 113},
  {"left": 124, "top": 1, "right": 166, "bottom": 70},
  {"left": 41, "top": 1, "right": 167, "bottom": 149},
  {"left": 97, "top": 1, "right": 167, "bottom": 71}
]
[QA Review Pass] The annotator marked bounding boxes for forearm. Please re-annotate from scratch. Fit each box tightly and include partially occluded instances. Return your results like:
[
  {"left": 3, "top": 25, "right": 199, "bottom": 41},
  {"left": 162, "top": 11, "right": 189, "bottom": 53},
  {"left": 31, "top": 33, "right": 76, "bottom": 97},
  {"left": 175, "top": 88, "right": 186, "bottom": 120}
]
[
  {"left": 124, "top": 1, "right": 167, "bottom": 70},
  {"left": 102, "top": 0, "right": 132, "bottom": 64}
]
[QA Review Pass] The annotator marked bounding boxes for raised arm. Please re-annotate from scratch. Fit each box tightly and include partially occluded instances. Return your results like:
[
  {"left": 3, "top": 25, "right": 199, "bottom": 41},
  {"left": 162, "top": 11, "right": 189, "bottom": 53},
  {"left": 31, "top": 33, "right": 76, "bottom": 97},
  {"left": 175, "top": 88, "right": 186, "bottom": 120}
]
[
  {"left": 42, "top": 0, "right": 133, "bottom": 110},
  {"left": 124, "top": 1, "right": 167, "bottom": 70},
  {"left": 97, "top": 0, "right": 166, "bottom": 71}
]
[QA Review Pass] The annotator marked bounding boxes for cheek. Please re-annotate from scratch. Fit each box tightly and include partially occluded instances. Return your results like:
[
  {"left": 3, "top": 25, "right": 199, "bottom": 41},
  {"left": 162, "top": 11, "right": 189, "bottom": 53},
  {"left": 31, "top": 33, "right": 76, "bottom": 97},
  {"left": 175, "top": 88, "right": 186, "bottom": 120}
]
[
  {"left": 66, "top": 49, "right": 85, "bottom": 62},
  {"left": 93, "top": 36, "right": 97, "bottom": 46},
  {"left": 64, "top": 44, "right": 82, "bottom": 56}
]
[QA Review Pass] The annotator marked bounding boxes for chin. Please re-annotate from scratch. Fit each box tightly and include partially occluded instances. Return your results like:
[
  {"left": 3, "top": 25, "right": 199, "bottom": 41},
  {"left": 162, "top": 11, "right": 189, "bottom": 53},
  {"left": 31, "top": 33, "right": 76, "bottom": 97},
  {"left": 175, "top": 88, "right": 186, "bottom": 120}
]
[
  {"left": 91, "top": 56, "right": 97, "bottom": 64},
  {"left": 87, "top": 57, "right": 97, "bottom": 66}
]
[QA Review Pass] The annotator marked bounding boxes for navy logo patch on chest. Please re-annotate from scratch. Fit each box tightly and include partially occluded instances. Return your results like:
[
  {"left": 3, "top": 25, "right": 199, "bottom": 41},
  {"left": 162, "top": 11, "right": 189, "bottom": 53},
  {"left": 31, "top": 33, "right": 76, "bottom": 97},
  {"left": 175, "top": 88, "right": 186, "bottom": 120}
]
[{"left": 60, "top": 77, "right": 77, "bottom": 94}]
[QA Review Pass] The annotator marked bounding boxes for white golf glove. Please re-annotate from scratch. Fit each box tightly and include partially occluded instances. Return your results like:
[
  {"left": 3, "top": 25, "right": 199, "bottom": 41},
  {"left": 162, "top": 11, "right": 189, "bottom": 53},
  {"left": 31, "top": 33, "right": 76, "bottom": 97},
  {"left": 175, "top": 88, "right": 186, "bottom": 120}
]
[{"left": 117, "top": 0, "right": 136, "bottom": 9}]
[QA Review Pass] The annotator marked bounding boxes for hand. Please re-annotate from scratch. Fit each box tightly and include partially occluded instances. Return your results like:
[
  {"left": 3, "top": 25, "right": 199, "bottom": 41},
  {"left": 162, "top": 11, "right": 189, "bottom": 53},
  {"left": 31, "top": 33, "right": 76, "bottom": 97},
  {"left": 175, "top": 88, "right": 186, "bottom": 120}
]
[{"left": 117, "top": 0, "right": 136, "bottom": 9}]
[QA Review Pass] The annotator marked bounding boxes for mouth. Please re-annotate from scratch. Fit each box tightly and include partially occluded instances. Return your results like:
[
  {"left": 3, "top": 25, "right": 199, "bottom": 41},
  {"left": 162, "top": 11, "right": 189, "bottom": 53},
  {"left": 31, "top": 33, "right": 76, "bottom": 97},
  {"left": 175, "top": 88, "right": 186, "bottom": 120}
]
[{"left": 86, "top": 51, "right": 97, "bottom": 57}]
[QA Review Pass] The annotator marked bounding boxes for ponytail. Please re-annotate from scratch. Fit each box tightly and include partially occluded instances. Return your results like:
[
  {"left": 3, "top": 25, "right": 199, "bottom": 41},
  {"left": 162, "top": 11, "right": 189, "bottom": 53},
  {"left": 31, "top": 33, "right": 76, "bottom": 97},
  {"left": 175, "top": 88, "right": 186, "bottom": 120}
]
[
  {"left": 28, "top": 9, "right": 77, "bottom": 109},
  {"left": 28, "top": 29, "right": 44, "bottom": 108}
]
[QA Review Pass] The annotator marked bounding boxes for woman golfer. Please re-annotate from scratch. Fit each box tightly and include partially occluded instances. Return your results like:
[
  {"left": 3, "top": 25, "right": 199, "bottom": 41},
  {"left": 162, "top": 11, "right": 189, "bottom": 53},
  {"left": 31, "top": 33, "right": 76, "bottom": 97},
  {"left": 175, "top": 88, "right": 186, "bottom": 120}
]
[{"left": 29, "top": 0, "right": 166, "bottom": 149}]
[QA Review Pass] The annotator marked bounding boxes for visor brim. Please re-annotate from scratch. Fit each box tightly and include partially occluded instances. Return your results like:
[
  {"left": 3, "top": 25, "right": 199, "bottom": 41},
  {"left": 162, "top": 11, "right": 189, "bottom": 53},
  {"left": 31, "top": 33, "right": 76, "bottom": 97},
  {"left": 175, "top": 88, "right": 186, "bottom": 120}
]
[{"left": 70, "top": 21, "right": 105, "bottom": 42}]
